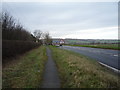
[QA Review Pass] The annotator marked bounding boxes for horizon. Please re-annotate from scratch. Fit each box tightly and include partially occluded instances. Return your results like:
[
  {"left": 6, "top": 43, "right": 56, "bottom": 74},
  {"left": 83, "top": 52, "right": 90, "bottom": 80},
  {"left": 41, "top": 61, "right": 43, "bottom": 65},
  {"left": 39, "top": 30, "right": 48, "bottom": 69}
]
[{"left": 40, "top": 37, "right": 119, "bottom": 40}]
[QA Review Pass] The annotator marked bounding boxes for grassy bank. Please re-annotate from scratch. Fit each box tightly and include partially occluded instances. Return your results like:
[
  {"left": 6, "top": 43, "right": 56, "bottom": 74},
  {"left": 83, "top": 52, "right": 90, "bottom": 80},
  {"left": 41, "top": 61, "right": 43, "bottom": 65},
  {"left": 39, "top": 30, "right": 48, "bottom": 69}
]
[
  {"left": 50, "top": 46, "right": 119, "bottom": 88},
  {"left": 66, "top": 44, "right": 120, "bottom": 50},
  {"left": 2, "top": 46, "right": 47, "bottom": 88}
]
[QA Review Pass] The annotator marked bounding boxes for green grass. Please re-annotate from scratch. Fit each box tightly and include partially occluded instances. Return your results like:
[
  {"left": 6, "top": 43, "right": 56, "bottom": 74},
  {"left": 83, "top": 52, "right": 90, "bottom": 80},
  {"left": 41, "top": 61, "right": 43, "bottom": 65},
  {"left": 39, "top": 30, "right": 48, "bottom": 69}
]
[
  {"left": 66, "top": 44, "right": 120, "bottom": 50},
  {"left": 2, "top": 46, "right": 47, "bottom": 88},
  {"left": 50, "top": 46, "right": 119, "bottom": 88}
]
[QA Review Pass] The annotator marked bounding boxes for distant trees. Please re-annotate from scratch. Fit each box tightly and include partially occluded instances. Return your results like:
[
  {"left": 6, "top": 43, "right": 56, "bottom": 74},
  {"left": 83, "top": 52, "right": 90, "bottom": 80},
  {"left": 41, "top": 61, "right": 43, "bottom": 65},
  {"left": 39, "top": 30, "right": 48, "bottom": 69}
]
[
  {"left": 33, "top": 30, "right": 42, "bottom": 42},
  {"left": 33, "top": 29, "right": 52, "bottom": 45},
  {"left": 43, "top": 32, "right": 52, "bottom": 45}
]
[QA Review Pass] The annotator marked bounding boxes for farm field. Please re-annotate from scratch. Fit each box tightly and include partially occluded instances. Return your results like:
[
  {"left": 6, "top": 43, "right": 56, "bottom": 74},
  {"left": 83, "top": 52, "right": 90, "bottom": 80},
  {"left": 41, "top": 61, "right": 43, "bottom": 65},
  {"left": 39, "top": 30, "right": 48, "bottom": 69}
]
[
  {"left": 67, "top": 44, "right": 120, "bottom": 50},
  {"left": 64, "top": 39, "right": 120, "bottom": 44},
  {"left": 52, "top": 39, "right": 120, "bottom": 50},
  {"left": 53, "top": 39, "right": 119, "bottom": 44}
]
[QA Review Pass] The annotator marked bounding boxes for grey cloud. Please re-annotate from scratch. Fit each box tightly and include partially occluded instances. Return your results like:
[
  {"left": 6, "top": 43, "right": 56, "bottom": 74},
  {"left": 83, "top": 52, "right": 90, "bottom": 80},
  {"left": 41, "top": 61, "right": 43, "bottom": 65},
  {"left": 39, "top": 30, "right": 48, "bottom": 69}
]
[{"left": 2, "top": 2, "right": 118, "bottom": 39}]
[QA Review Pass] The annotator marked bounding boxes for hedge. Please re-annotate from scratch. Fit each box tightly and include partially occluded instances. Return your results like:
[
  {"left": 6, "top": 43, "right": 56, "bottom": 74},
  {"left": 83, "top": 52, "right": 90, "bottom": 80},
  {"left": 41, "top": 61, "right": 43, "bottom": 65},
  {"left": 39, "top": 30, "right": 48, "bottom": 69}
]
[{"left": 2, "top": 40, "right": 41, "bottom": 61}]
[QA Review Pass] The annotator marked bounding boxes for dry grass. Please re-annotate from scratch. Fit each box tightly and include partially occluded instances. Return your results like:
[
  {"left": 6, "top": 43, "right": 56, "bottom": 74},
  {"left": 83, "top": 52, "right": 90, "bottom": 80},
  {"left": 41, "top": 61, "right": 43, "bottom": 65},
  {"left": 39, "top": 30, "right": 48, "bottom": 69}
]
[
  {"left": 2, "top": 46, "right": 47, "bottom": 88},
  {"left": 50, "top": 46, "right": 120, "bottom": 88}
]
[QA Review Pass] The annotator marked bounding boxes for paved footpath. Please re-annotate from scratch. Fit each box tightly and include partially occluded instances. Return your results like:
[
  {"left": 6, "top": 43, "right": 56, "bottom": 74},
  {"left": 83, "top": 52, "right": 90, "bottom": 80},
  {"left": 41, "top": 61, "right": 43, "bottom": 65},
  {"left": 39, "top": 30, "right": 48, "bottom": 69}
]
[{"left": 41, "top": 47, "right": 60, "bottom": 88}]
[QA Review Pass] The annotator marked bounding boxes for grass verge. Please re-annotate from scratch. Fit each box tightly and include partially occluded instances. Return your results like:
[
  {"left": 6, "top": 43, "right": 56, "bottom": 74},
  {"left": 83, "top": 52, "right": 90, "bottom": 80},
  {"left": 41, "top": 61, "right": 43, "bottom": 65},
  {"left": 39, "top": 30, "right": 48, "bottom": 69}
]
[
  {"left": 66, "top": 44, "right": 120, "bottom": 50},
  {"left": 50, "top": 46, "right": 120, "bottom": 88},
  {"left": 2, "top": 46, "right": 47, "bottom": 88}
]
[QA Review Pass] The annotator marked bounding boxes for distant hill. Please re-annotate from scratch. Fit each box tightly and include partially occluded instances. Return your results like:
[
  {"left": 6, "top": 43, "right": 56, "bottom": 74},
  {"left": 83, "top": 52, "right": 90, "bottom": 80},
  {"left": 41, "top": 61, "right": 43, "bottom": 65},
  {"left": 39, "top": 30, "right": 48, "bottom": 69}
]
[{"left": 52, "top": 38, "right": 119, "bottom": 44}]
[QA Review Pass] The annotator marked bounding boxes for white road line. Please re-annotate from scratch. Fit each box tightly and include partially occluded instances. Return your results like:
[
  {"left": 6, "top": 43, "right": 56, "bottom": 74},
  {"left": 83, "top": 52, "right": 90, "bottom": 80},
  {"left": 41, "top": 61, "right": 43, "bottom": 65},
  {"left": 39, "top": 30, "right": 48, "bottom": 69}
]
[
  {"left": 113, "top": 54, "right": 118, "bottom": 57},
  {"left": 98, "top": 62, "right": 120, "bottom": 73}
]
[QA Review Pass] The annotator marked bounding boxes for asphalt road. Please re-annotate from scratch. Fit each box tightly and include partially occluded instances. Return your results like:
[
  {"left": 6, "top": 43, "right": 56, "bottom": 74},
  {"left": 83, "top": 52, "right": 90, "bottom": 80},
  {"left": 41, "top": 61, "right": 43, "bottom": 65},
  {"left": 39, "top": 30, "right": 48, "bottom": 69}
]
[{"left": 59, "top": 46, "right": 119, "bottom": 70}]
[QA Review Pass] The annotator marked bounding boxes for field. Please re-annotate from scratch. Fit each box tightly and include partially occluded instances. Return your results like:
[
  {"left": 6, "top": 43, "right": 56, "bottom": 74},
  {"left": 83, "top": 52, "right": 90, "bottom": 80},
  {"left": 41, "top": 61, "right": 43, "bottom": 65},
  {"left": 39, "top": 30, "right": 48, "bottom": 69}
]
[
  {"left": 64, "top": 39, "right": 119, "bottom": 44},
  {"left": 50, "top": 46, "right": 119, "bottom": 88},
  {"left": 2, "top": 46, "right": 47, "bottom": 88},
  {"left": 52, "top": 39, "right": 120, "bottom": 50},
  {"left": 67, "top": 44, "right": 120, "bottom": 50},
  {"left": 52, "top": 39, "right": 119, "bottom": 44}
]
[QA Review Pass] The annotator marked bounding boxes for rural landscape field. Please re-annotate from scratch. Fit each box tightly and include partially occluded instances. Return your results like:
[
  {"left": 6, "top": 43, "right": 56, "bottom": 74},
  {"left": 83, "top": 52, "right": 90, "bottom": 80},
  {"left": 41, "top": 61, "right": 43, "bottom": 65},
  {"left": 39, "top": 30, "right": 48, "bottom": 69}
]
[{"left": 1, "top": 0, "right": 120, "bottom": 89}]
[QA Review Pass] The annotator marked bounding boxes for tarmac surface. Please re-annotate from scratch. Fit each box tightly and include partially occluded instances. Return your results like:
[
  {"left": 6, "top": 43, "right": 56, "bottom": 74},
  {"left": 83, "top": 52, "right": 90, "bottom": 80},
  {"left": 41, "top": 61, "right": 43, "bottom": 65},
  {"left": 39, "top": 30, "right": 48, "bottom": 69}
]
[{"left": 41, "top": 47, "right": 60, "bottom": 88}]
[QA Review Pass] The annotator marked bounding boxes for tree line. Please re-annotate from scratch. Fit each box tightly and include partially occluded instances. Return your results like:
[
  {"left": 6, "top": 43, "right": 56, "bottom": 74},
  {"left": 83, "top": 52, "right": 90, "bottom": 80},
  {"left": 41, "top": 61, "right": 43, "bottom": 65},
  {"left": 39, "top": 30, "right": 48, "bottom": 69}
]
[
  {"left": 1, "top": 12, "right": 52, "bottom": 60},
  {"left": 1, "top": 11, "right": 52, "bottom": 44},
  {"left": 33, "top": 30, "right": 52, "bottom": 45},
  {"left": 1, "top": 12, "right": 37, "bottom": 41}
]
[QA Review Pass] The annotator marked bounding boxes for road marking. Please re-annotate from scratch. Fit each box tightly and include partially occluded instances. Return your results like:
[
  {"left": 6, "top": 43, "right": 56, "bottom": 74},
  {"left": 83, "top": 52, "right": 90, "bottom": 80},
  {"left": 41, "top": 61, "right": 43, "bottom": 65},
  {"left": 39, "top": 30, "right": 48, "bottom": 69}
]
[
  {"left": 113, "top": 54, "right": 118, "bottom": 57},
  {"left": 98, "top": 62, "right": 120, "bottom": 73}
]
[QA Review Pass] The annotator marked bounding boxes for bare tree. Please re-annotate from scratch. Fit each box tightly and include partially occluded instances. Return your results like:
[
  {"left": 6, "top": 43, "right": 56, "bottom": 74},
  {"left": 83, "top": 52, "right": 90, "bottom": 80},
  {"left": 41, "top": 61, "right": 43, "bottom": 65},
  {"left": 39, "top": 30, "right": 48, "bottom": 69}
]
[
  {"left": 33, "top": 30, "right": 42, "bottom": 42},
  {"left": 43, "top": 32, "right": 52, "bottom": 45},
  {"left": 2, "top": 11, "right": 35, "bottom": 41}
]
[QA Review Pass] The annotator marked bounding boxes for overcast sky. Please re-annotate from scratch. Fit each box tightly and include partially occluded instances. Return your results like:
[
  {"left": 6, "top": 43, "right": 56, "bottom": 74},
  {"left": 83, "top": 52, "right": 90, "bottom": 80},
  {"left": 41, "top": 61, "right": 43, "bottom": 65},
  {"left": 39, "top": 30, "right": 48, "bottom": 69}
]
[{"left": 2, "top": 1, "right": 118, "bottom": 39}]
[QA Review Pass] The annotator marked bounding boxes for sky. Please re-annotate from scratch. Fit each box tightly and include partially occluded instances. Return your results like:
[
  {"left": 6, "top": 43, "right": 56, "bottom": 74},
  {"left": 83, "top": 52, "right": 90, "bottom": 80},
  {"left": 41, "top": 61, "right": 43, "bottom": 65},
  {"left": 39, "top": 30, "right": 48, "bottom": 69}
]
[{"left": 2, "top": 1, "right": 118, "bottom": 39}]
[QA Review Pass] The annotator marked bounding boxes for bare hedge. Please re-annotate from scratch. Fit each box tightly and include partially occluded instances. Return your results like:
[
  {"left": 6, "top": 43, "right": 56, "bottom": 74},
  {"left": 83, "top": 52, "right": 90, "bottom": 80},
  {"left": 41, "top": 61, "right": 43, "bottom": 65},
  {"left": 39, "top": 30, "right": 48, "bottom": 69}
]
[{"left": 2, "top": 40, "right": 41, "bottom": 60}]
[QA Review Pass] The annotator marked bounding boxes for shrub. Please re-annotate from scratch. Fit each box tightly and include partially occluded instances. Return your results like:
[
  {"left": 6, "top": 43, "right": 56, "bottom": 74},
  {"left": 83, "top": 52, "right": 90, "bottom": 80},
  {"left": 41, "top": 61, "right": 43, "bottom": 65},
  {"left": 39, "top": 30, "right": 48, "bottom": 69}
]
[
  {"left": 1, "top": 12, "right": 37, "bottom": 41},
  {"left": 2, "top": 40, "right": 41, "bottom": 62}
]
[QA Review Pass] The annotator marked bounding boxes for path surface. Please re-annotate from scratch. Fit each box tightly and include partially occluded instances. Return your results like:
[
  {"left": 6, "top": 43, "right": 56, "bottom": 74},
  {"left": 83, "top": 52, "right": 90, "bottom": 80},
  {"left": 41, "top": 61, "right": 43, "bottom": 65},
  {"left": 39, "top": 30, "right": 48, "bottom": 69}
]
[
  {"left": 59, "top": 46, "right": 119, "bottom": 70},
  {"left": 42, "top": 47, "right": 60, "bottom": 88}
]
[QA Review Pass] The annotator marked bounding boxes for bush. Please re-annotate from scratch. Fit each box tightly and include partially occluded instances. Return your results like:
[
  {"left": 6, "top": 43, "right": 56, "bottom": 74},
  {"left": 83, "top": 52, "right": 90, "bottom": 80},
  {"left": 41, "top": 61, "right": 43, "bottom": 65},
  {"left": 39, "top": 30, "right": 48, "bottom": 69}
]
[
  {"left": 1, "top": 12, "right": 37, "bottom": 41},
  {"left": 2, "top": 40, "right": 41, "bottom": 61}
]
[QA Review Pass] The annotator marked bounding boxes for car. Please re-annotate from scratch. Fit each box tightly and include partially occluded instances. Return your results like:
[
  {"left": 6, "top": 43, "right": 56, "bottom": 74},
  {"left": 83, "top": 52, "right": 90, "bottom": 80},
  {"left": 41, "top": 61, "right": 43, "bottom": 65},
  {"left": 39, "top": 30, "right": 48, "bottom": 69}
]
[{"left": 55, "top": 44, "right": 60, "bottom": 47}]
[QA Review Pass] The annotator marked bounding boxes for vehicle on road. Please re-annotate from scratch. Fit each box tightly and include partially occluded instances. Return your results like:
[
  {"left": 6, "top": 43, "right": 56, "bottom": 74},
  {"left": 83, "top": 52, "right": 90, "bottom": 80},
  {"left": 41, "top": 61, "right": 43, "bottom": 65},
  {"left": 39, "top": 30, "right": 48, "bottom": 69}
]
[{"left": 52, "top": 39, "right": 65, "bottom": 46}]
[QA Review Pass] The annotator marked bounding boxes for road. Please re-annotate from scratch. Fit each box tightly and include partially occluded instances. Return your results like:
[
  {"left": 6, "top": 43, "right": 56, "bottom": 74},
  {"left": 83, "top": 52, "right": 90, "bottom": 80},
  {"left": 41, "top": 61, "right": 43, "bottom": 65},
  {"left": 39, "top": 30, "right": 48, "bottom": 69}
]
[{"left": 59, "top": 46, "right": 119, "bottom": 70}]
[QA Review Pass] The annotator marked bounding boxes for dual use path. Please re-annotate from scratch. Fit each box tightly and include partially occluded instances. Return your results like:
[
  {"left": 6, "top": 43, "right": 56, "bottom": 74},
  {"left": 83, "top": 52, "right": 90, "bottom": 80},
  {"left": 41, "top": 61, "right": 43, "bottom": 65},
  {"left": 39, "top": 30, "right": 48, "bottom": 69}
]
[{"left": 41, "top": 47, "right": 60, "bottom": 88}]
